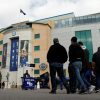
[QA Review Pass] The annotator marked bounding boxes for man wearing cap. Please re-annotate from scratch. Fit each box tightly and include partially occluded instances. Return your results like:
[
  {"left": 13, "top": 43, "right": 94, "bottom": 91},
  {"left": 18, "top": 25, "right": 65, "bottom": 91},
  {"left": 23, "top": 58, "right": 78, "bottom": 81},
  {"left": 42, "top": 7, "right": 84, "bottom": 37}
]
[{"left": 47, "top": 38, "right": 69, "bottom": 94}]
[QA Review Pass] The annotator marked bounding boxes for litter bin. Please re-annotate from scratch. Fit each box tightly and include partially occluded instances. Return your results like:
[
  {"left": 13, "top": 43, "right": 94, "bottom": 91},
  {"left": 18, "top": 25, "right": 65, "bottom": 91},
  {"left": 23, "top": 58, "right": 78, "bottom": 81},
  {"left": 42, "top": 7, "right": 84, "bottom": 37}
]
[{"left": 21, "top": 77, "right": 35, "bottom": 90}]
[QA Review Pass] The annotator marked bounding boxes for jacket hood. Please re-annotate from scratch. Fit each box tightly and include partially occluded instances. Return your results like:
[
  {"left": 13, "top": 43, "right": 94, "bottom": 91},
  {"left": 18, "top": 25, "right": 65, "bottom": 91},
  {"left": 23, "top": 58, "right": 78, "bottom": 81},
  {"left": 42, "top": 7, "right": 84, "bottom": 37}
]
[{"left": 81, "top": 45, "right": 86, "bottom": 50}]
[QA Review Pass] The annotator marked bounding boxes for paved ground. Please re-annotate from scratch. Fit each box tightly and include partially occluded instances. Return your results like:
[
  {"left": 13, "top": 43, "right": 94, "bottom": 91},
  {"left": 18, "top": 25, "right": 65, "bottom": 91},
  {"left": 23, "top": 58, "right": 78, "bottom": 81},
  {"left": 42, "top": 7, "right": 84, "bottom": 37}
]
[{"left": 0, "top": 89, "right": 100, "bottom": 100}]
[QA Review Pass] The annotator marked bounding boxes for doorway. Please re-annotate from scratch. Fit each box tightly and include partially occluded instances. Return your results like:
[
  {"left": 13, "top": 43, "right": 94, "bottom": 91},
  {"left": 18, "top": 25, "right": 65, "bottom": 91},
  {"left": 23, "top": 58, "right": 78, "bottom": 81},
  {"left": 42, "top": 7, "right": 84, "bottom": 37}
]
[{"left": 75, "top": 30, "right": 93, "bottom": 61}]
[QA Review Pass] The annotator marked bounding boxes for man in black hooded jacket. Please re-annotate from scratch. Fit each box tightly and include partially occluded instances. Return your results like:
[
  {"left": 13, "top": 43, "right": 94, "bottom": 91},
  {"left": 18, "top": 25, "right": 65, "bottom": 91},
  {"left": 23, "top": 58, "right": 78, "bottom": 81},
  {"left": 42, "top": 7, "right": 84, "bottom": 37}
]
[
  {"left": 92, "top": 47, "right": 100, "bottom": 92},
  {"left": 47, "top": 38, "right": 69, "bottom": 94},
  {"left": 68, "top": 37, "right": 86, "bottom": 94}
]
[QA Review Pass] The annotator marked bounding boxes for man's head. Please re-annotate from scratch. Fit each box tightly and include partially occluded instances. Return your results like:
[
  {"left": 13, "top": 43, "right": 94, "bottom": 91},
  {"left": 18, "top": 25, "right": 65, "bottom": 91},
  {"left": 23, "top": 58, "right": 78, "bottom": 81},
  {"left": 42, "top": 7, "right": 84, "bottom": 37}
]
[
  {"left": 78, "top": 41, "right": 86, "bottom": 50},
  {"left": 53, "top": 38, "right": 59, "bottom": 44},
  {"left": 98, "top": 47, "right": 100, "bottom": 52},
  {"left": 71, "top": 36, "right": 77, "bottom": 44},
  {"left": 78, "top": 41, "right": 83, "bottom": 46},
  {"left": 26, "top": 70, "right": 28, "bottom": 73}
]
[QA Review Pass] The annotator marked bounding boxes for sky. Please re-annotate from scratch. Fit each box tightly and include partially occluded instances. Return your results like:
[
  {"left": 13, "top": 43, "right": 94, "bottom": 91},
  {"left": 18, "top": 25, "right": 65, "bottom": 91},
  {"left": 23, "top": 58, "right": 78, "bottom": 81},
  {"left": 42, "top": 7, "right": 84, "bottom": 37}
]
[{"left": 0, "top": 0, "right": 100, "bottom": 28}]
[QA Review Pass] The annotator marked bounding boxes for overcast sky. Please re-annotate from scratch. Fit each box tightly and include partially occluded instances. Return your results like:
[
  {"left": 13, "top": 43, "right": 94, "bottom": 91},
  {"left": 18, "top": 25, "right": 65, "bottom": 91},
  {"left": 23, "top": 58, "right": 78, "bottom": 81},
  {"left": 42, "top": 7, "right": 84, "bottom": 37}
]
[{"left": 0, "top": 0, "right": 100, "bottom": 28}]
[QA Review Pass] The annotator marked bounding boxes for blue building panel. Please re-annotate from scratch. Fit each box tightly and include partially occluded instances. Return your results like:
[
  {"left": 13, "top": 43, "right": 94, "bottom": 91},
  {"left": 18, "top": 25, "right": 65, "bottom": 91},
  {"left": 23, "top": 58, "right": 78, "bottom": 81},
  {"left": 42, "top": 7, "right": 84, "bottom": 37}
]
[{"left": 10, "top": 38, "right": 19, "bottom": 71}]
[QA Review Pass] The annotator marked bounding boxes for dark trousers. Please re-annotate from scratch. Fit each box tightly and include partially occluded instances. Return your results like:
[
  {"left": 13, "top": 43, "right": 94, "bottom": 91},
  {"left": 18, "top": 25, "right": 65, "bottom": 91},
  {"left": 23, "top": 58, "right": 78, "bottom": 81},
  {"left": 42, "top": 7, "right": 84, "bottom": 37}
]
[
  {"left": 96, "top": 73, "right": 100, "bottom": 90},
  {"left": 68, "top": 64, "right": 77, "bottom": 93},
  {"left": 49, "top": 65, "right": 68, "bottom": 92}
]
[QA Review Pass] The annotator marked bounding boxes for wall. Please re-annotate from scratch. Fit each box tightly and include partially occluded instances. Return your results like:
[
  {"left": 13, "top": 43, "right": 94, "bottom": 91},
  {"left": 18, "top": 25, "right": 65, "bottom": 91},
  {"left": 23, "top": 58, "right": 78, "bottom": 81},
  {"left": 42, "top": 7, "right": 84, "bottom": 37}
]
[
  {"left": 73, "top": 23, "right": 100, "bottom": 53},
  {"left": 32, "top": 24, "right": 51, "bottom": 77},
  {"left": 1, "top": 28, "right": 33, "bottom": 86},
  {"left": 0, "top": 33, "right": 3, "bottom": 69}
]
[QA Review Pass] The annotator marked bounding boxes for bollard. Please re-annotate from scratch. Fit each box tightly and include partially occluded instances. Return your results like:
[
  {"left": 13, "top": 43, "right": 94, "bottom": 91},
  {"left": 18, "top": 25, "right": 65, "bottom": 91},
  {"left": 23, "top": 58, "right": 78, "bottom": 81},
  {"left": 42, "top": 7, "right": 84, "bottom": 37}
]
[{"left": 37, "top": 81, "right": 40, "bottom": 89}]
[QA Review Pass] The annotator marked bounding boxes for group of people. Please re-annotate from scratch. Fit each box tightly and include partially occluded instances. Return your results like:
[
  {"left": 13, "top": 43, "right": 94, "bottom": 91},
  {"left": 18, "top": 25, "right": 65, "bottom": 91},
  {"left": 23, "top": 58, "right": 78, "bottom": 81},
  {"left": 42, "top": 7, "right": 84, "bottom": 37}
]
[{"left": 47, "top": 36, "right": 100, "bottom": 94}]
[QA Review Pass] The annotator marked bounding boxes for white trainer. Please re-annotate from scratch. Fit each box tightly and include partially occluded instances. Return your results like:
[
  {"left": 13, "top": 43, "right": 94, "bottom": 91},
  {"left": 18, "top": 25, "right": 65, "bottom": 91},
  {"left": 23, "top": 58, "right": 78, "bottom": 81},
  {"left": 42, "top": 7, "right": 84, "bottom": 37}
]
[{"left": 89, "top": 85, "right": 95, "bottom": 93}]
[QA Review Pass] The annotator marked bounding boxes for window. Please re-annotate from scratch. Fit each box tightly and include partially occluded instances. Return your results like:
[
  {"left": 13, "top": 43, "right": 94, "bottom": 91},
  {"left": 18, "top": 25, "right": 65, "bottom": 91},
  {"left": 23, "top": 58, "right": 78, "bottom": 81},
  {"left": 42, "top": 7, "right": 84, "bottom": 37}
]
[
  {"left": 68, "top": 18, "right": 72, "bottom": 26},
  {"left": 34, "top": 34, "right": 40, "bottom": 39},
  {"left": 34, "top": 45, "right": 40, "bottom": 51},
  {"left": 34, "top": 58, "right": 40, "bottom": 64},
  {"left": 54, "top": 20, "right": 58, "bottom": 28},
  {"left": 0, "top": 40, "right": 3, "bottom": 45},
  {"left": 34, "top": 69, "right": 40, "bottom": 74},
  {"left": 91, "top": 15, "right": 96, "bottom": 22},
  {"left": 0, "top": 51, "right": 2, "bottom": 55}
]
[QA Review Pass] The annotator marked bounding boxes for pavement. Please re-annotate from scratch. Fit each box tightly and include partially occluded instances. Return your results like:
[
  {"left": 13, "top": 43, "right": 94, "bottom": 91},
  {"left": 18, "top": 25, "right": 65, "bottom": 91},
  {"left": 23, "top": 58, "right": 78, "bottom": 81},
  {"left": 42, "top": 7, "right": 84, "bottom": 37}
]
[{"left": 0, "top": 88, "right": 100, "bottom": 100}]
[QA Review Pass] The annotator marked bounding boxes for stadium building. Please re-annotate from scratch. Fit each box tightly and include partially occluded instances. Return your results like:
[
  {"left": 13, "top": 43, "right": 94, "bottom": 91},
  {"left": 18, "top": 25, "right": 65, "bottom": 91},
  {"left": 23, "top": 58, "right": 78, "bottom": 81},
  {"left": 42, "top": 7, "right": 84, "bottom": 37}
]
[{"left": 0, "top": 12, "right": 100, "bottom": 88}]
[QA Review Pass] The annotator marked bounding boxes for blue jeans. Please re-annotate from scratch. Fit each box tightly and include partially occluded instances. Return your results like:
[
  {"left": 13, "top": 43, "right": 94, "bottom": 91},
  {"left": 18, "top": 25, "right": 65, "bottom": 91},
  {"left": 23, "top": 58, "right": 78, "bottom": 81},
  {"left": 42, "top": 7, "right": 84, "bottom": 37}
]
[
  {"left": 81, "top": 72, "right": 91, "bottom": 89},
  {"left": 72, "top": 61, "right": 86, "bottom": 90}
]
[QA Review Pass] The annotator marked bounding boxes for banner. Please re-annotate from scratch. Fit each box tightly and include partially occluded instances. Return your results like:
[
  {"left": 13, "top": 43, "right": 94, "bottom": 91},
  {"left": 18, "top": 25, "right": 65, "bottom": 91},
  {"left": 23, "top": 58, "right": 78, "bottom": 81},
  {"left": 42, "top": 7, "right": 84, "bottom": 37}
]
[
  {"left": 2, "top": 43, "right": 7, "bottom": 68},
  {"left": 10, "top": 38, "right": 19, "bottom": 71},
  {"left": 20, "top": 40, "right": 29, "bottom": 67}
]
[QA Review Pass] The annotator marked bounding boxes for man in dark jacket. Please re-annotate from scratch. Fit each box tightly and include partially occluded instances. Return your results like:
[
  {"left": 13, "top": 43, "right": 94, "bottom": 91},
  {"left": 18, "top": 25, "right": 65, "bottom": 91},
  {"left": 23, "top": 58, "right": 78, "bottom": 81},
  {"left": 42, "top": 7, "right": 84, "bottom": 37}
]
[
  {"left": 92, "top": 47, "right": 100, "bottom": 92},
  {"left": 68, "top": 37, "right": 86, "bottom": 94},
  {"left": 23, "top": 70, "right": 30, "bottom": 78},
  {"left": 78, "top": 41, "right": 95, "bottom": 93},
  {"left": 47, "top": 38, "right": 69, "bottom": 94}
]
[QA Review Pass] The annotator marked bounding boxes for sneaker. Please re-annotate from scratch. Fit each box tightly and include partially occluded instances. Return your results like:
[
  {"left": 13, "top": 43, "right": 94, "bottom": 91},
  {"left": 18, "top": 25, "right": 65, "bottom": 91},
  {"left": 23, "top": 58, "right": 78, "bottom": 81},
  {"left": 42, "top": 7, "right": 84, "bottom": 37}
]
[
  {"left": 79, "top": 90, "right": 87, "bottom": 94},
  {"left": 66, "top": 86, "right": 71, "bottom": 94},
  {"left": 89, "top": 85, "right": 95, "bottom": 93},
  {"left": 95, "top": 89, "right": 100, "bottom": 93},
  {"left": 70, "top": 90, "right": 76, "bottom": 94},
  {"left": 66, "top": 89, "right": 70, "bottom": 94},
  {"left": 49, "top": 91, "right": 56, "bottom": 94}
]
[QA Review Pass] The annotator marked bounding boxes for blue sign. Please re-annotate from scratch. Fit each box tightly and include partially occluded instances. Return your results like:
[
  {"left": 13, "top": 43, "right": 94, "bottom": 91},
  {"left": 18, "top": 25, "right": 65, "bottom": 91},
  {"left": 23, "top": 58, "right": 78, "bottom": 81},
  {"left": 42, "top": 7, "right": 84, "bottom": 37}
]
[
  {"left": 21, "top": 77, "right": 35, "bottom": 89},
  {"left": 12, "top": 32, "right": 16, "bottom": 36},
  {"left": 39, "top": 63, "right": 47, "bottom": 70},
  {"left": 10, "top": 38, "right": 19, "bottom": 71}
]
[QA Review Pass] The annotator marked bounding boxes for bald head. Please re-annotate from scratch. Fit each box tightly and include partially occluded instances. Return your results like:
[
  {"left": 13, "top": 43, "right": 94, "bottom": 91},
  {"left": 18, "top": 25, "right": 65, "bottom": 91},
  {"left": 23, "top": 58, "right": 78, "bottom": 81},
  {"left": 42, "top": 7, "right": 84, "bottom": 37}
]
[{"left": 53, "top": 38, "right": 59, "bottom": 44}]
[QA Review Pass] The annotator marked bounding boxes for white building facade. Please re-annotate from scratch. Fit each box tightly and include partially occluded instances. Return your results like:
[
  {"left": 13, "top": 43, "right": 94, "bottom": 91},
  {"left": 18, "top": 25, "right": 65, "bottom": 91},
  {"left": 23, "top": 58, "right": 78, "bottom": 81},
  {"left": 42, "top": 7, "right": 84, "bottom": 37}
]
[
  {"left": 36, "top": 12, "right": 100, "bottom": 68},
  {"left": 1, "top": 12, "right": 100, "bottom": 88},
  {"left": 0, "top": 22, "right": 51, "bottom": 88}
]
